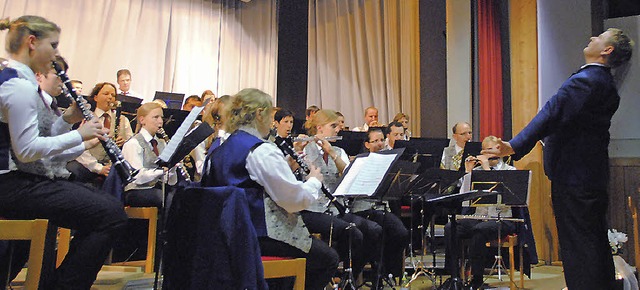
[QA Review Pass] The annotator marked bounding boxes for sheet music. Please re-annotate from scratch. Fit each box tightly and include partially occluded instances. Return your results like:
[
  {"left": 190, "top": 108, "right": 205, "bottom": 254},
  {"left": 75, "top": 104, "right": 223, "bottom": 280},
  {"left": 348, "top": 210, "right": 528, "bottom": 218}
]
[
  {"left": 158, "top": 99, "right": 209, "bottom": 163},
  {"left": 334, "top": 152, "right": 398, "bottom": 196}
]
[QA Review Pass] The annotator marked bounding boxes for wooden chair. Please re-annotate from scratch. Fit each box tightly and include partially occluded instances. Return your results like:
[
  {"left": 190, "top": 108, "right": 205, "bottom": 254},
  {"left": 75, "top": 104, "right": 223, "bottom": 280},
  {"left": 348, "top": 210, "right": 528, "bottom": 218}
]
[
  {"left": 111, "top": 207, "right": 158, "bottom": 273},
  {"left": 485, "top": 234, "right": 524, "bottom": 290},
  {"left": 261, "top": 257, "right": 306, "bottom": 290},
  {"left": 56, "top": 228, "right": 71, "bottom": 267},
  {"left": 629, "top": 196, "right": 640, "bottom": 270},
  {"left": 0, "top": 219, "right": 49, "bottom": 290}
]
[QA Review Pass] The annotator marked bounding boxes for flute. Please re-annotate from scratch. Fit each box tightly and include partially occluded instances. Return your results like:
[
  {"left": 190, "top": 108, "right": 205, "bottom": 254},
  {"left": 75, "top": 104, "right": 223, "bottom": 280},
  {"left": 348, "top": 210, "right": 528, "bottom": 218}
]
[{"left": 292, "top": 135, "right": 343, "bottom": 143}]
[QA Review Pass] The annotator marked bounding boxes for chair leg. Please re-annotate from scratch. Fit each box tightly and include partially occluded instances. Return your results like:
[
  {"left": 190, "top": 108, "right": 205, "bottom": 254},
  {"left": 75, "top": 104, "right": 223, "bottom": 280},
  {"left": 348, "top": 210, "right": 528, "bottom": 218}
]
[
  {"left": 56, "top": 228, "right": 71, "bottom": 268},
  {"left": 519, "top": 244, "right": 524, "bottom": 288},
  {"left": 293, "top": 258, "right": 306, "bottom": 290},
  {"left": 509, "top": 238, "right": 515, "bottom": 290}
]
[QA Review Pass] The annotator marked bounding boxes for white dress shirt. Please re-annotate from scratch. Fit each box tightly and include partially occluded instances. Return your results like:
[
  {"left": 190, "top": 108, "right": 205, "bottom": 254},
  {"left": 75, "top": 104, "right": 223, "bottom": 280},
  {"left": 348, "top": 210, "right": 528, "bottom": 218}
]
[
  {"left": 122, "top": 127, "right": 177, "bottom": 186},
  {"left": 0, "top": 59, "right": 85, "bottom": 174},
  {"left": 241, "top": 127, "right": 322, "bottom": 213}
]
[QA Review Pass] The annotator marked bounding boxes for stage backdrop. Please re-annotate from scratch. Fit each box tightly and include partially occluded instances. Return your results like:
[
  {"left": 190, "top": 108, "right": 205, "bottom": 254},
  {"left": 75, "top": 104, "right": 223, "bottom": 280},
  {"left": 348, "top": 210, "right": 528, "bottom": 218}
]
[{"left": 0, "top": 0, "right": 278, "bottom": 104}]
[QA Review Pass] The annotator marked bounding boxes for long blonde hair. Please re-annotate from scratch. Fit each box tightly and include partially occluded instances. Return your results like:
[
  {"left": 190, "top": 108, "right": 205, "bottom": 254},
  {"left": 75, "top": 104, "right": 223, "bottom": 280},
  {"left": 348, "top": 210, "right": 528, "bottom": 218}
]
[
  {"left": 0, "top": 16, "right": 60, "bottom": 54},
  {"left": 304, "top": 109, "right": 338, "bottom": 135},
  {"left": 135, "top": 102, "right": 163, "bottom": 133},
  {"left": 224, "top": 89, "right": 273, "bottom": 134}
]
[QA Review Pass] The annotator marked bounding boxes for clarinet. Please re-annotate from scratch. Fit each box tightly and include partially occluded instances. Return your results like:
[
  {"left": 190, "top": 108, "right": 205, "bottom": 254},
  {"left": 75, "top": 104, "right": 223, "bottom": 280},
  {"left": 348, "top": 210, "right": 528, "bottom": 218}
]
[
  {"left": 52, "top": 61, "right": 138, "bottom": 184},
  {"left": 156, "top": 128, "right": 191, "bottom": 181},
  {"left": 112, "top": 100, "right": 122, "bottom": 141},
  {"left": 274, "top": 135, "right": 348, "bottom": 216}
]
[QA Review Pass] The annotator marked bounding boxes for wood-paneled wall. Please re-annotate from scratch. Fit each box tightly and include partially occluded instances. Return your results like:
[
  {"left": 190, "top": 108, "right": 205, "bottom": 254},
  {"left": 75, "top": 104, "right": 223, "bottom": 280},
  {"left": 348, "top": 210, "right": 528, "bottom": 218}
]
[
  {"left": 509, "top": 0, "right": 560, "bottom": 264},
  {"left": 608, "top": 158, "right": 640, "bottom": 267}
]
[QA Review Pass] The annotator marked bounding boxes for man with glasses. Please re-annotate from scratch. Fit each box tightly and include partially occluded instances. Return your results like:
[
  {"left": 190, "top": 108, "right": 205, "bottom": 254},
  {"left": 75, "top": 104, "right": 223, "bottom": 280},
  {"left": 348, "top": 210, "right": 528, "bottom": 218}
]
[{"left": 441, "top": 122, "right": 473, "bottom": 171}]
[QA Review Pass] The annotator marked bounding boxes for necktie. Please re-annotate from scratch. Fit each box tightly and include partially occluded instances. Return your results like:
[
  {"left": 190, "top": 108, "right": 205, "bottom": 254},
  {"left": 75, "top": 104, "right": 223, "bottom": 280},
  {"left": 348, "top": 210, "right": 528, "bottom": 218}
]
[
  {"left": 50, "top": 96, "right": 61, "bottom": 116},
  {"left": 150, "top": 139, "right": 159, "bottom": 156},
  {"left": 102, "top": 113, "right": 111, "bottom": 129},
  {"left": 323, "top": 151, "right": 329, "bottom": 164}
]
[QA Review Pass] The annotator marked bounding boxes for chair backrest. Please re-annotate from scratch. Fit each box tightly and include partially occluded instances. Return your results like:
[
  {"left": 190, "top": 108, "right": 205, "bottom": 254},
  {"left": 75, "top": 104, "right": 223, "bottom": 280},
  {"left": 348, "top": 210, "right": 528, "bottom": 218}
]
[
  {"left": 163, "top": 186, "right": 266, "bottom": 289},
  {"left": 0, "top": 219, "right": 49, "bottom": 290}
]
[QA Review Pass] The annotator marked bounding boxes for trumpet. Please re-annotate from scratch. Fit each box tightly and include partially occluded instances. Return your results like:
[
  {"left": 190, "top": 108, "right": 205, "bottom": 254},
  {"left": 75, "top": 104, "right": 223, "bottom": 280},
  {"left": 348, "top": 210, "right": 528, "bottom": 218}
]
[{"left": 292, "top": 136, "right": 343, "bottom": 143}]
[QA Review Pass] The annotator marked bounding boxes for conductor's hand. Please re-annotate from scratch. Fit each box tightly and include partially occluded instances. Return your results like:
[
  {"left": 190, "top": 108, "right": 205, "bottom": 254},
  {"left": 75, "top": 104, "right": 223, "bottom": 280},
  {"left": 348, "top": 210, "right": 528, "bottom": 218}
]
[
  {"left": 306, "top": 163, "right": 324, "bottom": 183},
  {"left": 480, "top": 138, "right": 515, "bottom": 157},
  {"left": 77, "top": 118, "right": 106, "bottom": 141}
]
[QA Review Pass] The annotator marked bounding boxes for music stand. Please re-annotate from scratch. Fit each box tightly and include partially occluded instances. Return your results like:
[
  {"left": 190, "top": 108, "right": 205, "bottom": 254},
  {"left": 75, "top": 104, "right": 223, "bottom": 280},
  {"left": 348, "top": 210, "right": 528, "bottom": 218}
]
[
  {"left": 162, "top": 108, "right": 202, "bottom": 139},
  {"left": 395, "top": 138, "right": 450, "bottom": 172},
  {"left": 117, "top": 94, "right": 143, "bottom": 105},
  {"left": 333, "top": 131, "right": 368, "bottom": 156},
  {"left": 466, "top": 170, "right": 532, "bottom": 207},
  {"left": 458, "top": 142, "right": 481, "bottom": 172},
  {"left": 154, "top": 91, "right": 185, "bottom": 110}
]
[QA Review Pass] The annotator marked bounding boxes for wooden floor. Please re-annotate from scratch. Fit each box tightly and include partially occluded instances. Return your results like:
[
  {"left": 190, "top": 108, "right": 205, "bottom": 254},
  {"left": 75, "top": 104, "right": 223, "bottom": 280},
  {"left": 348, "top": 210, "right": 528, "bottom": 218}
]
[{"left": 10, "top": 263, "right": 568, "bottom": 289}]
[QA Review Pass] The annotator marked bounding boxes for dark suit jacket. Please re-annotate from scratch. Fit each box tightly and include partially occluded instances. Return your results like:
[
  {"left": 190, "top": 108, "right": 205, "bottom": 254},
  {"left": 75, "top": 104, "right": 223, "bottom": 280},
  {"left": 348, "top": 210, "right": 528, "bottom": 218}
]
[{"left": 510, "top": 65, "right": 619, "bottom": 191}]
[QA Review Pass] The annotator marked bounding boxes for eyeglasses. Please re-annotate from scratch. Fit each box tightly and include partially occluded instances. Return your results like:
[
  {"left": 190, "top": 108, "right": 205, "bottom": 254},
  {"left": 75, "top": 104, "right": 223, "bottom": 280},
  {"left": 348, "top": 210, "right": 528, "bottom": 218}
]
[{"left": 456, "top": 131, "right": 472, "bottom": 136}]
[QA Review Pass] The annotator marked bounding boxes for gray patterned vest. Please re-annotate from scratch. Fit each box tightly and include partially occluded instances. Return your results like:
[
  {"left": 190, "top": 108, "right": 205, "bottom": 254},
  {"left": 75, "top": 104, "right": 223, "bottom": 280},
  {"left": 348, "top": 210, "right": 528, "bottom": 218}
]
[
  {"left": 440, "top": 145, "right": 461, "bottom": 171},
  {"left": 124, "top": 133, "right": 165, "bottom": 191},
  {"left": 11, "top": 95, "right": 70, "bottom": 179},
  {"left": 303, "top": 143, "right": 344, "bottom": 213}
]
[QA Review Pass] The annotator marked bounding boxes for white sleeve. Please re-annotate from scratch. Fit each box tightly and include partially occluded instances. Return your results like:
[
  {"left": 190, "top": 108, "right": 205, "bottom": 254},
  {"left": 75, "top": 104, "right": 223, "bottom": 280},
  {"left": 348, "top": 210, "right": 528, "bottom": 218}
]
[
  {"left": 246, "top": 142, "right": 321, "bottom": 213},
  {"left": 75, "top": 149, "right": 104, "bottom": 173},
  {"left": 122, "top": 138, "right": 163, "bottom": 185},
  {"left": 1, "top": 79, "right": 83, "bottom": 163}
]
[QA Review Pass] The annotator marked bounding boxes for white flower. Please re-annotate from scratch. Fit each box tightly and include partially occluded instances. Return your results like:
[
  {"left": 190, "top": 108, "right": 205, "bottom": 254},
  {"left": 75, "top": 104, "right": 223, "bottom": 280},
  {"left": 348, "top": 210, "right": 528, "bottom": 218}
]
[{"left": 608, "top": 229, "right": 628, "bottom": 254}]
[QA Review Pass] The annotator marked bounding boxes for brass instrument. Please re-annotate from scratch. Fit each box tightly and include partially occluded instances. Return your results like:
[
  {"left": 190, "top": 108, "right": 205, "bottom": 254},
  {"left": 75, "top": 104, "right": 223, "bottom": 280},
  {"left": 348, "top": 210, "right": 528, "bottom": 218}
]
[
  {"left": 156, "top": 128, "right": 191, "bottom": 181},
  {"left": 292, "top": 135, "right": 343, "bottom": 143}
]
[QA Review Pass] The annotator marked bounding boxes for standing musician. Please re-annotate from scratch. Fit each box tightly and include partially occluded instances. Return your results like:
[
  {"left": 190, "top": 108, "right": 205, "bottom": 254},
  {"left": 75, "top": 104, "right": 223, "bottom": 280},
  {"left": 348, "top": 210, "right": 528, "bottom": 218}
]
[
  {"left": 202, "top": 88, "right": 339, "bottom": 290},
  {"left": 0, "top": 15, "right": 127, "bottom": 289},
  {"left": 301, "top": 109, "right": 383, "bottom": 281},
  {"left": 67, "top": 82, "right": 133, "bottom": 186},
  {"left": 121, "top": 102, "right": 177, "bottom": 208}
]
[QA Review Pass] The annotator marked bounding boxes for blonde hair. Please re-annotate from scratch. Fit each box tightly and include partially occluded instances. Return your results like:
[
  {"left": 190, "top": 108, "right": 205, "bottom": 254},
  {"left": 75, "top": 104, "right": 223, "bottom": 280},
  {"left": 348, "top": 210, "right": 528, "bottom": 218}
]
[
  {"left": 224, "top": 89, "right": 273, "bottom": 134},
  {"left": 482, "top": 135, "right": 500, "bottom": 148},
  {"left": 135, "top": 102, "right": 163, "bottom": 133},
  {"left": 305, "top": 109, "right": 338, "bottom": 135},
  {"left": 0, "top": 16, "right": 60, "bottom": 54},
  {"left": 393, "top": 112, "right": 409, "bottom": 122}
]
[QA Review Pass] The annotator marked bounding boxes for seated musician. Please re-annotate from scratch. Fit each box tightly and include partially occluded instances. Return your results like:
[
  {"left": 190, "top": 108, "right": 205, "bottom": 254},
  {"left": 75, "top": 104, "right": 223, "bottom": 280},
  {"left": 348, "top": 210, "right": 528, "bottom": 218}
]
[
  {"left": 301, "top": 109, "right": 383, "bottom": 281},
  {"left": 352, "top": 106, "right": 381, "bottom": 132},
  {"left": 444, "top": 135, "right": 517, "bottom": 289},
  {"left": 392, "top": 112, "right": 412, "bottom": 139},
  {"left": 268, "top": 108, "right": 294, "bottom": 142},
  {"left": 385, "top": 121, "right": 405, "bottom": 149},
  {"left": 440, "top": 122, "right": 473, "bottom": 171},
  {"left": 121, "top": 102, "right": 177, "bottom": 208},
  {"left": 350, "top": 127, "right": 410, "bottom": 281},
  {"left": 67, "top": 82, "right": 133, "bottom": 186},
  {"left": 202, "top": 89, "right": 339, "bottom": 289},
  {"left": 116, "top": 69, "right": 144, "bottom": 101}
]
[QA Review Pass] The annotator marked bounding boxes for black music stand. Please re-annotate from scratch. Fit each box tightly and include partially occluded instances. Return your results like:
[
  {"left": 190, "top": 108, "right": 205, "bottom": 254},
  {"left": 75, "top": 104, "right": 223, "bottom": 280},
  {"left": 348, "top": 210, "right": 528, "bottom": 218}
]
[
  {"left": 333, "top": 131, "right": 368, "bottom": 156},
  {"left": 466, "top": 170, "right": 532, "bottom": 207},
  {"left": 395, "top": 138, "right": 450, "bottom": 172},
  {"left": 154, "top": 91, "right": 185, "bottom": 110},
  {"left": 458, "top": 142, "right": 481, "bottom": 172},
  {"left": 162, "top": 109, "right": 203, "bottom": 139}
]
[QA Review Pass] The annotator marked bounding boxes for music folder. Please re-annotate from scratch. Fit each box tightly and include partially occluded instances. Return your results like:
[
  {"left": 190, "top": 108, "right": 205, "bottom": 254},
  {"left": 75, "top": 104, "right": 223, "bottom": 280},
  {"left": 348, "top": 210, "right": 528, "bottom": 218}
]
[
  {"left": 333, "top": 148, "right": 404, "bottom": 199},
  {"left": 156, "top": 100, "right": 213, "bottom": 169},
  {"left": 394, "top": 137, "right": 450, "bottom": 171}
]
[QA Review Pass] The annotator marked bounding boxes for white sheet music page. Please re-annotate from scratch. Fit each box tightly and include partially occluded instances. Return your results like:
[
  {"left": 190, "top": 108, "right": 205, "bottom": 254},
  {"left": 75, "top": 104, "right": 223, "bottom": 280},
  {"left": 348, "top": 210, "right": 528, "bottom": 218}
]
[
  {"left": 157, "top": 99, "right": 209, "bottom": 163},
  {"left": 334, "top": 152, "right": 397, "bottom": 196}
]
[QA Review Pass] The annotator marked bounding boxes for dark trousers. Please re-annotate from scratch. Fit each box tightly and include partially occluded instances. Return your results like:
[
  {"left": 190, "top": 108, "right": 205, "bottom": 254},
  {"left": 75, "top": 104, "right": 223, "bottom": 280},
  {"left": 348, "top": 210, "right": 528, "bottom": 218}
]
[
  {"left": 354, "top": 209, "right": 409, "bottom": 278},
  {"left": 0, "top": 171, "right": 127, "bottom": 290},
  {"left": 445, "top": 218, "right": 515, "bottom": 281},
  {"left": 66, "top": 160, "right": 104, "bottom": 188},
  {"left": 301, "top": 211, "right": 382, "bottom": 277},
  {"left": 552, "top": 183, "right": 615, "bottom": 290},
  {"left": 259, "top": 236, "right": 339, "bottom": 290}
]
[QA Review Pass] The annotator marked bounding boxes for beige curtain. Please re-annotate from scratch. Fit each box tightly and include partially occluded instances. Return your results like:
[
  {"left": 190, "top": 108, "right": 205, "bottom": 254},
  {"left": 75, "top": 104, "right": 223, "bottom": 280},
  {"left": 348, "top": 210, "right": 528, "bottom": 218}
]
[
  {"left": 0, "top": 0, "right": 278, "bottom": 103},
  {"left": 308, "top": 0, "right": 420, "bottom": 134}
]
